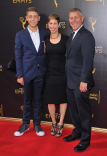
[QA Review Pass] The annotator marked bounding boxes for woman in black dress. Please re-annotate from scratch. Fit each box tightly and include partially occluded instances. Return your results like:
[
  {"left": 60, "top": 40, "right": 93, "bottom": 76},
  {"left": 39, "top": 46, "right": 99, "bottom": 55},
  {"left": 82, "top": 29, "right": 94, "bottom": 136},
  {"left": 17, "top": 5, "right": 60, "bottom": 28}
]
[{"left": 44, "top": 14, "right": 68, "bottom": 137}]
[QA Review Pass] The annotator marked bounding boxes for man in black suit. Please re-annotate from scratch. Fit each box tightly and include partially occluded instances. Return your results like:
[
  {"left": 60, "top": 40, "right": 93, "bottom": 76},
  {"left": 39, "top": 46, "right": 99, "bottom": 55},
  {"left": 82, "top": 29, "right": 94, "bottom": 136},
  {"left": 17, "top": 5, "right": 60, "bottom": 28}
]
[{"left": 63, "top": 8, "right": 95, "bottom": 152}]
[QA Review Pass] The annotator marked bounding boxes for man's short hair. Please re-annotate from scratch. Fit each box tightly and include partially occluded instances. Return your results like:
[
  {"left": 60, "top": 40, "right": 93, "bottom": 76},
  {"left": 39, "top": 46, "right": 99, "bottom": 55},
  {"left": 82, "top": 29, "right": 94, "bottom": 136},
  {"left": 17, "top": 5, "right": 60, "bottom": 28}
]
[
  {"left": 26, "top": 7, "right": 39, "bottom": 16},
  {"left": 70, "top": 8, "right": 82, "bottom": 16}
]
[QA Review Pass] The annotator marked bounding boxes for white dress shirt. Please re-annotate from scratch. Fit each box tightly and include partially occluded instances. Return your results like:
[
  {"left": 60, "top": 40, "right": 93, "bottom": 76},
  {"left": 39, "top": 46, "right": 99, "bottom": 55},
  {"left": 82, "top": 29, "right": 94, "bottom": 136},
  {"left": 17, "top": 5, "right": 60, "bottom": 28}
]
[
  {"left": 27, "top": 26, "right": 40, "bottom": 52},
  {"left": 72, "top": 25, "right": 83, "bottom": 40}
]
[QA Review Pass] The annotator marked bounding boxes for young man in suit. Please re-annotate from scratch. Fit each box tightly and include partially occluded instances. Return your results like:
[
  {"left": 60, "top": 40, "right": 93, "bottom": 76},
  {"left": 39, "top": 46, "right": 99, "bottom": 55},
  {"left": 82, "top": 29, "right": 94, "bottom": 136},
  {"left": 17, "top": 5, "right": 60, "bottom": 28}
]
[
  {"left": 14, "top": 7, "right": 47, "bottom": 137},
  {"left": 63, "top": 8, "right": 95, "bottom": 152}
]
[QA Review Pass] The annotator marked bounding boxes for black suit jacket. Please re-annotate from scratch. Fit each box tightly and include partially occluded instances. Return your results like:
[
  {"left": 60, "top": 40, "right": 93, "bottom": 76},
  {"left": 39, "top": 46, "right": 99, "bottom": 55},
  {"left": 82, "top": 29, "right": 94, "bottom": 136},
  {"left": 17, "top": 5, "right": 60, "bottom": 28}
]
[{"left": 66, "top": 26, "right": 95, "bottom": 89}]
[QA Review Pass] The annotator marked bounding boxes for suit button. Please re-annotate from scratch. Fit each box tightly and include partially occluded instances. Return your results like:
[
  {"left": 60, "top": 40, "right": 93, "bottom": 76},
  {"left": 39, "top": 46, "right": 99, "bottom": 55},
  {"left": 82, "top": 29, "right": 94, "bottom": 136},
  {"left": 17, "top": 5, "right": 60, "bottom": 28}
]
[{"left": 38, "top": 64, "right": 39, "bottom": 69}]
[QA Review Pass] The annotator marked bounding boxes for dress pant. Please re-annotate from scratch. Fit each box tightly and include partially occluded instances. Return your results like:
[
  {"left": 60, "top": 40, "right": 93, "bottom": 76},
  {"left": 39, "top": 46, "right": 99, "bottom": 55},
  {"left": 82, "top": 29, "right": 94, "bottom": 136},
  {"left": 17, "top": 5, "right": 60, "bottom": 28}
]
[
  {"left": 66, "top": 86, "right": 92, "bottom": 145},
  {"left": 23, "top": 69, "right": 44, "bottom": 126}
]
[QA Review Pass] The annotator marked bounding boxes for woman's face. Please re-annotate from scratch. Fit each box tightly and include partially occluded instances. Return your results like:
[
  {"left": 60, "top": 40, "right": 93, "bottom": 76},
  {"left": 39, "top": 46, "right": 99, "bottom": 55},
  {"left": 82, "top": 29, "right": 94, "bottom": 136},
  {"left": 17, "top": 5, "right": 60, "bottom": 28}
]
[{"left": 48, "top": 19, "right": 60, "bottom": 34}]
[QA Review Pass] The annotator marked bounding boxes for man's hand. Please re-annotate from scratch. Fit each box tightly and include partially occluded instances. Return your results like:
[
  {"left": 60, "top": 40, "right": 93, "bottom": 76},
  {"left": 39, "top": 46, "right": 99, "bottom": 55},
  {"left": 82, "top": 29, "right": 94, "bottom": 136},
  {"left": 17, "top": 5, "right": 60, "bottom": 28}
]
[
  {"left": 79, "top": 82, "right": 87, "bottom": 92},
  {"left": 17, "top": 77, "right": 24, "bottom": 85}
]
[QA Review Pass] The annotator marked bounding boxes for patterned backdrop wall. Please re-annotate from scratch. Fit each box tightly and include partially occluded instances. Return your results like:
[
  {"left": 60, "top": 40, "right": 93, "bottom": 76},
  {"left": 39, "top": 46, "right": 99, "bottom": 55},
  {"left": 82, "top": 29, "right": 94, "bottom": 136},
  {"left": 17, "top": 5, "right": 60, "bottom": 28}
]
[{"left": 0, "top": 0, "right": 107, "bottom": 129}]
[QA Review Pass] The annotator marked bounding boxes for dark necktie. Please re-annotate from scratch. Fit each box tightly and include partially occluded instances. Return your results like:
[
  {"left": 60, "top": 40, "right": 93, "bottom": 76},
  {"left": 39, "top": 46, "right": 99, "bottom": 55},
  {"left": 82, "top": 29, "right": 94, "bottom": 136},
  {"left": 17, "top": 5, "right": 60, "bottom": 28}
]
[
  {"left": 67, "top": 32, "right": 75, "bottom": 58},
  {"left": 68, "top": 31, "right": 75, "bottom": 49}
]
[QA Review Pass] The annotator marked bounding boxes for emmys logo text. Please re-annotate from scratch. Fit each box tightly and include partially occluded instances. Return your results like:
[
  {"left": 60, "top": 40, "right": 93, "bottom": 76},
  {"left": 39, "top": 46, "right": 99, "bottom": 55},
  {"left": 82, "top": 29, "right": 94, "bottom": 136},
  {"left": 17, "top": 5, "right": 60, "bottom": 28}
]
[
  {"left": 13, "top": 0, "right": 32, "bottom": 3},
  {"left": 89, "top": 17, "right": 97, "bottom": 32},
  {"left": 89, "top": 91, "right": 100, "bottom": 104},
  {"left": 0, "top": 65, "right": 3, "bottom": 71},
  {"left": 15, "top": 88, "right": 24, "bottom": 94},
  {"left": 95, "top": 47, "right": 102, "bottom": 53},
  {"left": 0, "top": 104, "right": 3, "bottom": 116},
  {"left": 45, "top": 113, "right": 60, "bottom": 119}
]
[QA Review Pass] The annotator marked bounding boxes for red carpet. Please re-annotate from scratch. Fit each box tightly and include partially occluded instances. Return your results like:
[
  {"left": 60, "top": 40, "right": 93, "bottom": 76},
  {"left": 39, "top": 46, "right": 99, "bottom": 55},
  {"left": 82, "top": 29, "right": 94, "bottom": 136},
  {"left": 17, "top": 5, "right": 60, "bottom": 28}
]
[{"left": 0, "top": 121, "right": 107, "bottom": 156}]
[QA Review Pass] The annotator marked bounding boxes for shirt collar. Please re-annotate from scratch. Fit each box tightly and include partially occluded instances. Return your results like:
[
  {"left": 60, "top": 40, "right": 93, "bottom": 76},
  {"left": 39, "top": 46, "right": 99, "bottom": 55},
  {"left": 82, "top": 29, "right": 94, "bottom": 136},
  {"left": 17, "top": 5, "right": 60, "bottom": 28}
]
[
  {"left": 73, "top": 25, "right": 83, "bottom": 34},
  {"left": 27, "top": 26, "right": 39, "bottom": 34}
]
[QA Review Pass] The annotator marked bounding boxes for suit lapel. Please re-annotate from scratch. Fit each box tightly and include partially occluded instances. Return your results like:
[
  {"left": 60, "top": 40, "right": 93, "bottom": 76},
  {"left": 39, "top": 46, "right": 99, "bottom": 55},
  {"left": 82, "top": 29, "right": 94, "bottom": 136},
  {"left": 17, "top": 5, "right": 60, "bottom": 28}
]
[
  {"left": 38, "top": 28, "right": 42, "bottom": 53},
  {"left": 25, "top": 27, "right": 38, "bottom": 53},
  {"left": 67, "top": 26, "right": 85, "bottom": 58}
]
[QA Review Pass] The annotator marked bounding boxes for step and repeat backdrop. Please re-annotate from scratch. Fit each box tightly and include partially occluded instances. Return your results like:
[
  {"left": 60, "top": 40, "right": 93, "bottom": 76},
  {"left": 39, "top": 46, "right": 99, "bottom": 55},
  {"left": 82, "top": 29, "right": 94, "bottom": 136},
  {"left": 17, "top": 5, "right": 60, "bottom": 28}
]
[{"left": 0, "top": 0, "right": 107, "bottom": 129}]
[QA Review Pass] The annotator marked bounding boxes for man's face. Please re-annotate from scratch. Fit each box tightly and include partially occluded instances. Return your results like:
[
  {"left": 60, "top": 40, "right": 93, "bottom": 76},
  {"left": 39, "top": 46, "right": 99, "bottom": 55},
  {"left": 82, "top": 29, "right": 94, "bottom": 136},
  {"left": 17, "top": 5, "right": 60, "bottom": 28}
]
[
  {"left": 26, "top": 11, "right": 40, "bottom": 28},
  {"left": 69, "top": 11, "right": 84, "bottom": 31}
]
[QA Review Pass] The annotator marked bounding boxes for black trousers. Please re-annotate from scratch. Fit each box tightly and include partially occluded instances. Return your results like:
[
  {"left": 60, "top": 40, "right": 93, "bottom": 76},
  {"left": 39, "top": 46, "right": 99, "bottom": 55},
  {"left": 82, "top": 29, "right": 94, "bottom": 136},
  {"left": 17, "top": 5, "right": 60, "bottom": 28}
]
[
  {"left": 66, "top": 86, "right": 92, "bottom": 145},
  {"left": 23, "top": 69, "right": 44, "bottom": 126}
]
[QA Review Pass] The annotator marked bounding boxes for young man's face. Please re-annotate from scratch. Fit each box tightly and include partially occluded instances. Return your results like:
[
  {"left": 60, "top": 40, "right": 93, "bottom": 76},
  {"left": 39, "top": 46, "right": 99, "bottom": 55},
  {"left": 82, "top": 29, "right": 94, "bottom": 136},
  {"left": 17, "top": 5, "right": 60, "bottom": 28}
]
[{"left": 26, "top": 11, "right": 40, "bottom": 28}]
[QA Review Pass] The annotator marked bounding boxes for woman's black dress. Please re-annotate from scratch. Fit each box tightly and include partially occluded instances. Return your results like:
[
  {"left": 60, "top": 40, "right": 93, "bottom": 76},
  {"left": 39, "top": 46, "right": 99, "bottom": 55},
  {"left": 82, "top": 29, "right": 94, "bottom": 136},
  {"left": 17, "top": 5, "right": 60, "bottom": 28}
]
[{"left": 44, "top": 34, "right": 68, "bottom": 104}]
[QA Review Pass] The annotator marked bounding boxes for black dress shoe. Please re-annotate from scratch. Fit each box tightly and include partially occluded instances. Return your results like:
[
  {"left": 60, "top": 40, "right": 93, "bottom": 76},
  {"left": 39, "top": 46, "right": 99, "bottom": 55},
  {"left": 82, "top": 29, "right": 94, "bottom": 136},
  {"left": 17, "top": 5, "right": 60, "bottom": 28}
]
[
  {"left": 74, "top": 143, "right": 90, "bottom": 152},
  {"left": 63, "top": 134, "right": 81, "bottom": 142}
]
